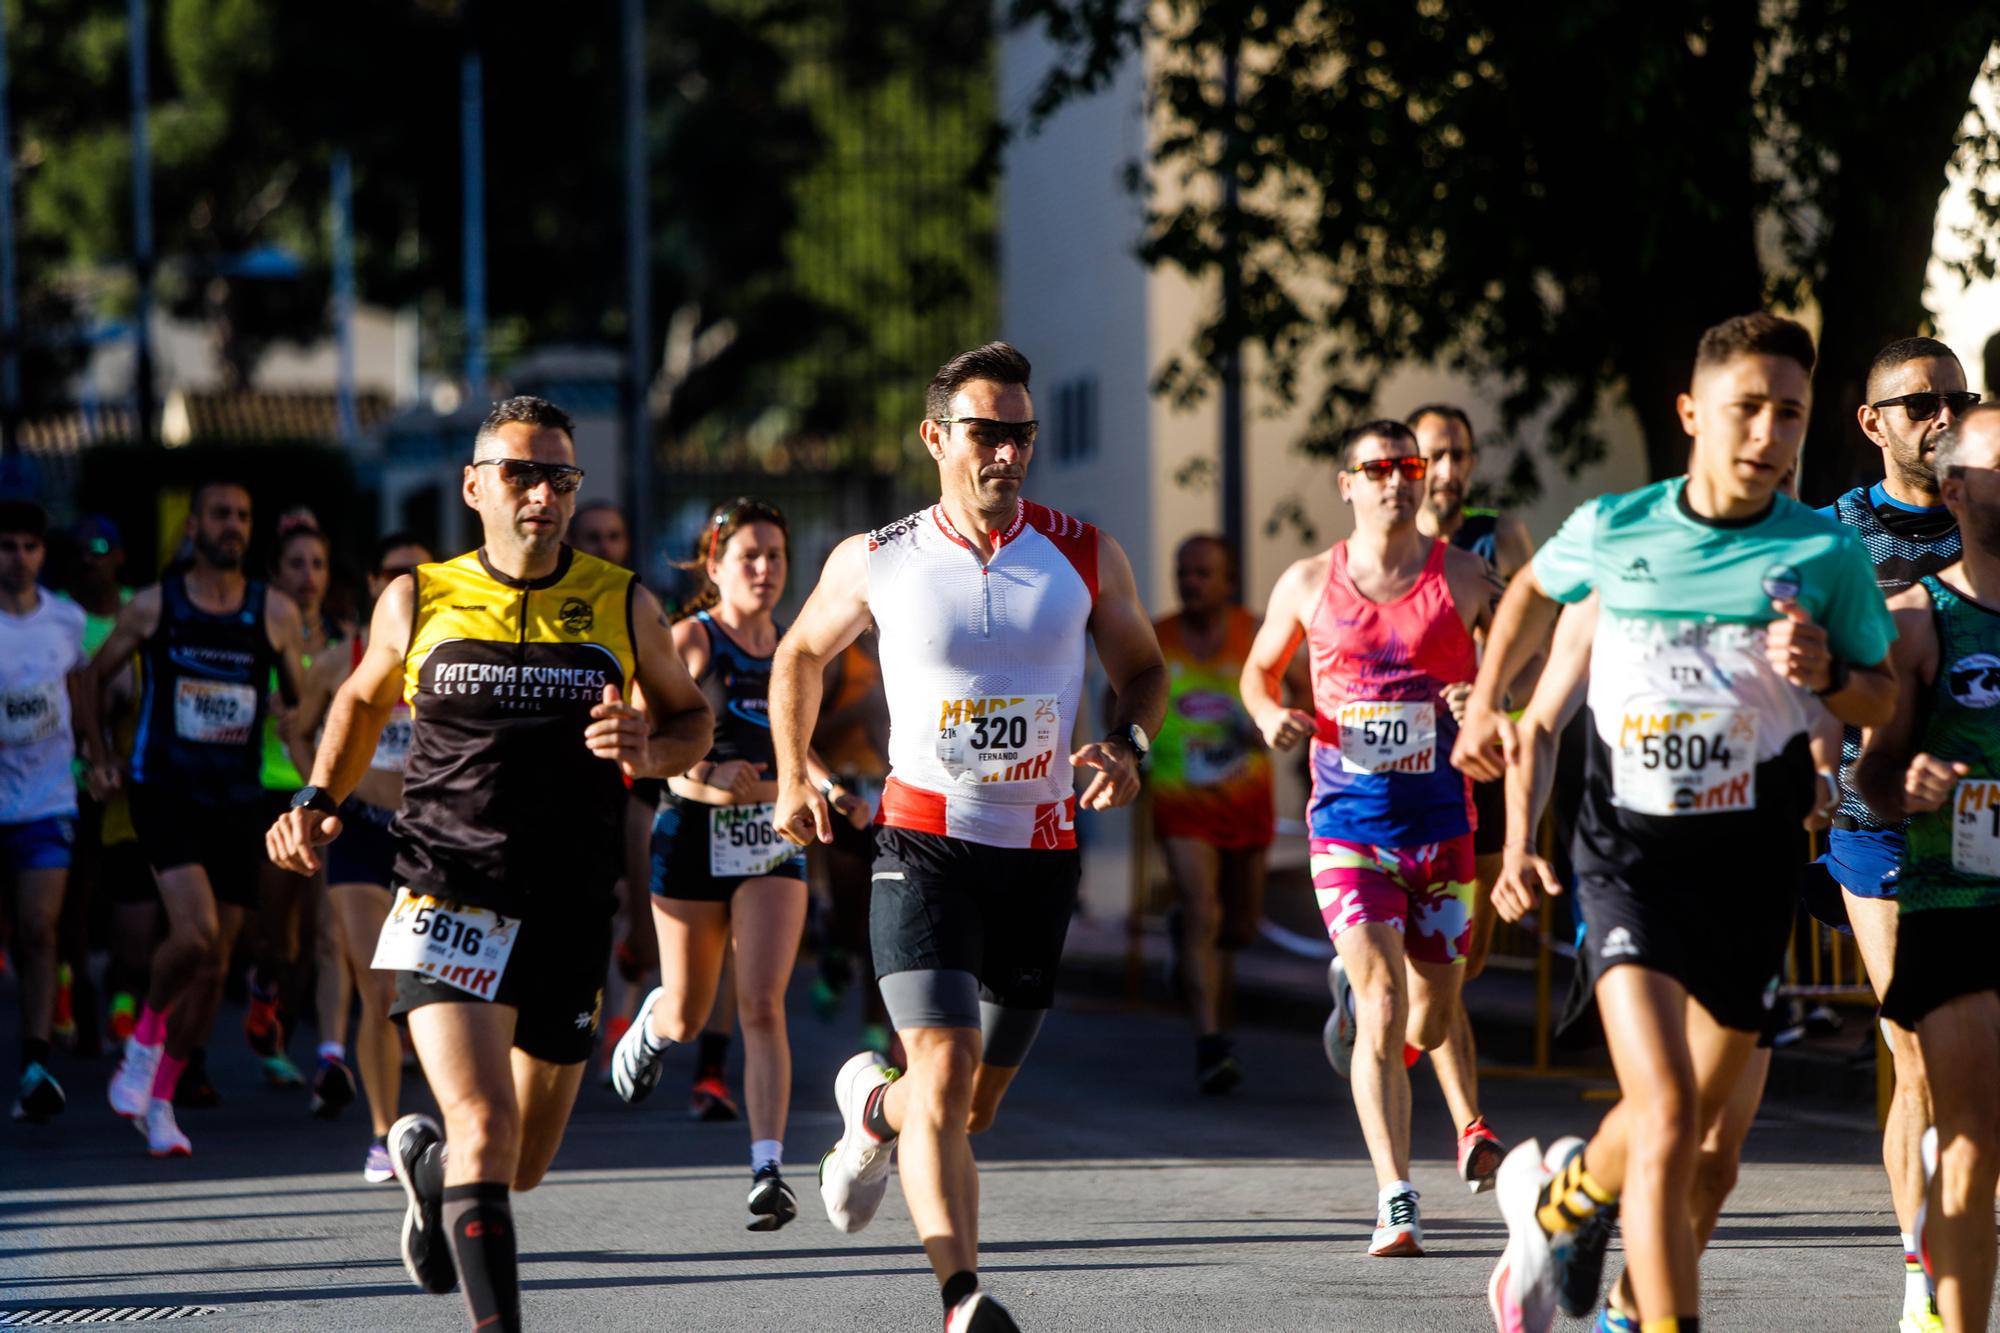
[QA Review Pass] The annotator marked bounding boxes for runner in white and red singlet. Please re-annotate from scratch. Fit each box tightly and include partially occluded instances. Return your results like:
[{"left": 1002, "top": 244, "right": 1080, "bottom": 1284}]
[{"left": 769, "top": 343, "right": 1167, "bottom": 1333}]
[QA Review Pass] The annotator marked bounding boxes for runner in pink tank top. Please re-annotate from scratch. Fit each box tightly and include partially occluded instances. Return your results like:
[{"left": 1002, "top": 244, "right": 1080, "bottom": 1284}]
[{"left": 1242, "top": 419, "right": 1509, "bottom": 1255}]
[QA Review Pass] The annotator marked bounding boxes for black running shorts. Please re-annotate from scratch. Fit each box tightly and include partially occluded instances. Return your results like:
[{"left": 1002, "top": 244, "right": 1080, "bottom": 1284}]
[
  {"left": 390, "top": 892, "right": 613, "bottom": 1066},
  {"left": 1471, "top": 776, "right": 1506, "bottom": 857},
  {"left": 649, "top": 799, "right": 807, "bottom": 903},
  {"left": 325, "top": 800, "right": 397, "bottom": 889},
  {"left": 127, "top": 783, "right": 262, "bottom": 908},
  {"left": 869, "top": 826, "right": 1081, "bottom": 1011},
  {"left": 1574, "top": 869, "right": 1793, "bottom": 1034},
  {"left": 1881, "top": 904, "right": 2000, "bottom": 1029}
]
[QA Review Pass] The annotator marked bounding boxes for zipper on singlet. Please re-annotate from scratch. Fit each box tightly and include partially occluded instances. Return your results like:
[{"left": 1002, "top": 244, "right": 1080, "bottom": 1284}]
[
  {"left": 515, "top": 588, "right": 528, "bottom": 660},
  {"left": 980, "top": 566, "right": 991, "bottom": 638}
]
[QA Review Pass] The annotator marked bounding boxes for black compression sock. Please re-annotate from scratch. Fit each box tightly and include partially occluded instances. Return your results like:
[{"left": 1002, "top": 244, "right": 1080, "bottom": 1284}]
[
  {"left": 443, "top": 1182, "right": 520, "bottom": 1332},
  {"left": 22, "top": 1038, "right": 50, "bottom": 1070},
  {"left": 1196, "top": 1032, "right": 1229, "bottom": 1065},
  {"left": 696, "top": 1030, "right": 730, "bottom": 1076},
  {"left": 863, "top": 1083, "right": 896, "bottom": 1141},
  {"left": 941, "top": 1270, "right": 978, "bottom": 1311}
]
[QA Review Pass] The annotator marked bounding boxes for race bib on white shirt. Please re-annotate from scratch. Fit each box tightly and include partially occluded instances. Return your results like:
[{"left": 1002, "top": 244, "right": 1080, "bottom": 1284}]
[
  {"left": 370, "top": 709, "right": 413, "bottom": 772},
  {"left": 707, "top": 804, "right": 795, "bottom": 878},
  {"left": 174, "top": 678, "right": 258, "bottom": 745},
  {"left": 1184, "top": 738, "right": 1248, "bottom": 787},
  {"left": 1336, "top": 701, "right": 1435, "bottom": 775},
  {"left": 0, "top": 681, "right": 63, "bottom": 747},
  {"left": 371, "top": 889, "right": 519, "bottom": 1001},
  {"left": 1952, "top": 779, "right": 2000, "bottom": 878},
  {"left": 1611, "top": 705, "right": 1757, "bottom": 816},
  {"left": 935, "top": 693, "right": 1061, "bottom": 786}
]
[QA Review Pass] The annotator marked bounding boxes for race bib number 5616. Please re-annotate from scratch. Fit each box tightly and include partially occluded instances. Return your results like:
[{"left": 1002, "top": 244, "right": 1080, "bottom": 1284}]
[{"left": 370, "top": 889, "right": 519, "bottom": 1001}]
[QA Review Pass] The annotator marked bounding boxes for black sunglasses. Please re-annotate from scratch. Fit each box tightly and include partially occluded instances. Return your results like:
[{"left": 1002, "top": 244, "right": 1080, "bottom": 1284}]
[
  {"left": 474, "top": 458, "right": 585, "bottom": 494},
  {"left": 1347, "top": 455, "right": 1429, "bottom": 481},
  {"left": 935, "top": 417, "right": 1039, "bottom": 449},
  {"left": 1869, "top": 391, "right": 1982, "bottom": 421}
]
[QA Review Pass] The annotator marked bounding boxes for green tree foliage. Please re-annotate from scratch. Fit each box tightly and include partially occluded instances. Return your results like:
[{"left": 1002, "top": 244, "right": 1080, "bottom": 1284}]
[{"left": 1010, "top": 0, "right": 2000, "bottom": 499}]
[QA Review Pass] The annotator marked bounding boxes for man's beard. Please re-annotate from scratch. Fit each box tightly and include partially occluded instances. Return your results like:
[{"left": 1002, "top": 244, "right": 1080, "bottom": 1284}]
[
  {"left": 194, "top": 533, "right": 242, "bottom": 570},
  {"left": 1889, "top": 433, "right": 1937, "bottom": 491}
]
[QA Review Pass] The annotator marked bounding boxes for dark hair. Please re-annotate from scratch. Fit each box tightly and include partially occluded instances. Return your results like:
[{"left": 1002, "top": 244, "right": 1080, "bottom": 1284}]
[
  {"left": 371, "top": 530, "right": 428, "bottom": 573},
  {"left": 189, "top": 477, "right": 251, "bottom": 514},
  {"left": 273, "top": 522, "right": 328, "bottom": 568},
  {"left": 0, "top": 498, "right": 47, "bottom": 540},
  {"left": 572, "top": 499, "right": 627, "bottom": 524},
  {"left": 1867, "top": 336, "right": 1962, "bottom": 399},
  {"left": 1693, "top": 312, "right": 1816, "bottom": 379},
  {"left": 474, "top": 395, "right": 576, "bottom": 453},
  {"left": 925, "top": 342, "right": 1032, "bottom": 421},
  {"left": 1175, "top": 532, "right": 1238, "bottom": 579},
  {"left": 1342, "top": 418, "right": 1419, "bottom": 467},
  {"left": 1405, "top": 403, "right": 1474, "bottom": 441},
  {"left": 677, "top": 497, "right": 791, "bottom": 619}
]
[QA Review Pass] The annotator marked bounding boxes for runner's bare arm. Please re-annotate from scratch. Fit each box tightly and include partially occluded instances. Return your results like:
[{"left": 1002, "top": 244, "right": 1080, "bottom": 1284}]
[
  {"left": 1493, "top": 511, "right": 1536, "bottom": 584},
  {"left": 287, "top": 649, "right": 345, "bottom": 778},
  {"left": 1453, "top": 569, "right": 1563, "bottom": 782},
  {"left": 1493, "top": 595, "right": 1595, "bottom": 921},
  {"left": 267, "top": 577, "right": 415, "bottom": 873},
  {"left": 1076, "top": 534, "right": 1167, "bottom": 811},
  {"left": 771, "top": 534, "right": 873, "bottom": 844},
  {"left": 264, "top": 588, "right": 308, "bottom": 708},
  {"left": 1854, "top": 586, "right": 1950, "bottom": 821},
  {"left": 1241, "top": 556, "right": 1319, "bottom": 751},
  {"left": 1442, "top": 544, "right": 1502, "bottom": 636},
  {"left": 611, "top": 584, "right": 714, "bottom": 781},
  {"left": 1766, "top": 597, "right": 1896, "bottom": 729},
  {"left": 81, "top": 586, "right": 161, "bottom": 795}
]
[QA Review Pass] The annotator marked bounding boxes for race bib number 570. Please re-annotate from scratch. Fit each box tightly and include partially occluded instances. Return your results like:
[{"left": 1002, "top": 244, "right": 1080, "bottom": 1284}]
[
  {"left": 1611, "top": 706, "right": 1757, "bottom": 816},
  {"left": 1336, "top": 701, "right": 1435, "bottom": 774},
  {"left": 370, "top": 889, "right": 519, "bottom": 1001}
]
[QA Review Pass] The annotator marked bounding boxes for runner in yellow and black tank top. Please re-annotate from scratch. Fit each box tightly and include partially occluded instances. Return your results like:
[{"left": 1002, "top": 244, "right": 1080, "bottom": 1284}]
[{"left": 393, "top": 545, "right": 636, "bottom": 915}]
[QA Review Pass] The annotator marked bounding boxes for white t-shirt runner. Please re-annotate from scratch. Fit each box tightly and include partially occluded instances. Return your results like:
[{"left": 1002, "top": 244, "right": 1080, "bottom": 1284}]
[
  {"left": 866, "top": 500, "right": 1098, "bottom": 850},
  {"left": 0, "top": 592, "right": 87, "bottom": 824}
]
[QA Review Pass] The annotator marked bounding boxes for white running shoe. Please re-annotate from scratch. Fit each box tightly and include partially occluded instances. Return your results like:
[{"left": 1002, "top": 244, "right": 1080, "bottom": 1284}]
[
  {"left": 610, "top": 986, "right": 668, "bottom": 1104},
  {"left": 108, "top": 1039, "right": 161, "bottom": 1120},
  {"left": 1368, "top": 1185, "right": 1422, "bottom": 1256},
  {"left": 1323, "top": 957, "right": 1358, "bottom": 1079},
  {"left": 1488, "top": 1137, "right": 1559, "bottom": 1333},
  {"left": 144, "top": 1098, "right": 191, "bottom": 1158},
  {"left": 945, "top": 1290, "right": 1020, "bottom": 1332},
  {"left": 818, "top": 1050, "right": 898, "bottom": 1234}
]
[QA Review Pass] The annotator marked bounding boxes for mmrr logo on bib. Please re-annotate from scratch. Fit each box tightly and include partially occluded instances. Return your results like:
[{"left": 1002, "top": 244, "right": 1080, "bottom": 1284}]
[{"left": 1948, "top": 653, "right": 2000, "bottom": 709}]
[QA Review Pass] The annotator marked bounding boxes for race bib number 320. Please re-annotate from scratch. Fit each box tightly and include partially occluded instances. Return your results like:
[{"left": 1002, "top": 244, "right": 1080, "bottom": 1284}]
[
  {"left": 1336, "top": 701, "right": 1435, "bottom": 774},
  {"left": 1611, "top": 706, "right": 1757, "bottom": 816},
  {"left": 708, "top": 804, "right": 795, "bottom": 878},
  {"left": 1951, "top": 779, "right": 2000, "bottom": 878},
  {"left": 370, "top": 889, "right": 519, "bottom": 1001},
  {"left": 173, "top": 678, "right": 257, "bottom": 745},
  {"left": 936, "top": 694, "right": 1060, "bottom": 785}
]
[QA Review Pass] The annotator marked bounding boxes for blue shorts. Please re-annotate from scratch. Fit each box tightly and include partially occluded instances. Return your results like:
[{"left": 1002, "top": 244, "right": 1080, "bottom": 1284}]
[
  {"left": 1823, "top": 827, "right": 1903, "bottom": 900},
  {"left": 0, "top": 815, "right": 77, "bottom": 873}
]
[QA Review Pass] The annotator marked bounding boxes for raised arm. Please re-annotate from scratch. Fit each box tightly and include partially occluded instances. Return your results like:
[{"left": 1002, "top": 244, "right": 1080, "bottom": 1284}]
[
  {"left": 771, "top": 535, "right": 874, "bottom": 845},
  {"left": 1074, "top": 533, "right": 1167, "bottom": 811},
  {"left": 615, "top": 584, "right": 714, "bottom": 780},
  {"left": 265, "top": 577, "right": 415, "bottom": 873},
  {"left": 1241, "top": 557, "right": 1318, "bottom": 752},
  {"left": 1854, "top": 587, "right": 1944, "bottom": 823},
  {"left": 1492, "top": 594, "right": 1596, "bottom": 922},
  {"left": 1453, "top": 568, "right": 1564, "bottom": 782}
]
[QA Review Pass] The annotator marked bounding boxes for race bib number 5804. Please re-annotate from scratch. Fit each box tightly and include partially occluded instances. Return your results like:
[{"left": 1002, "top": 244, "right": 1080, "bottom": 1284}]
[
  {"left": 1611, "top": 706, "right": 1757, "bottom": 816},
  {"left": 370, "top": 889, "right": 519, "bottom": 1001}
]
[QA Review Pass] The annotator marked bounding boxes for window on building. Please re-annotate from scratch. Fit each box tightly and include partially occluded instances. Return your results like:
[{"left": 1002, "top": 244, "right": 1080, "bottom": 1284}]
[{"left": 1052, "top": 375, "right": 1099, "bottom": 465}]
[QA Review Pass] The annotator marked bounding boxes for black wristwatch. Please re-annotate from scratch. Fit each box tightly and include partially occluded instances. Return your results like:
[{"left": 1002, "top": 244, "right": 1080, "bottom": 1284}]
[
  {"left": 1815, "top": 658, "right": 1851, "bottom": 698},
  {"left": 290, "top": 785, "right": 339, "bottom": 816},
  {"left": 1108, "top": 724, "right": 1151, "bottom": 768}
]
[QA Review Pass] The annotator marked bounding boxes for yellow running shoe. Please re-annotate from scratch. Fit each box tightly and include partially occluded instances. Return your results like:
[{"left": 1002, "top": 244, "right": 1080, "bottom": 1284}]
[{"left": 1901, "top": 1305, "right": 1946, "bottom": 1333}]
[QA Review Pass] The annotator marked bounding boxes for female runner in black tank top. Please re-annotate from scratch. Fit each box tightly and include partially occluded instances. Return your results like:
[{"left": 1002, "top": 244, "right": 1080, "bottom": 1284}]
[{"left": 610, "top": 500, "right": 865, "bottom": 1231}]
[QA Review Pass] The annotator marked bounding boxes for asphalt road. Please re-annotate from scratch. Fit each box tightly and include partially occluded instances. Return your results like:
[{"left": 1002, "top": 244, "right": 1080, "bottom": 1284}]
[{"left": 0, "top": 968, "right": 1925, "bottom": 1332}]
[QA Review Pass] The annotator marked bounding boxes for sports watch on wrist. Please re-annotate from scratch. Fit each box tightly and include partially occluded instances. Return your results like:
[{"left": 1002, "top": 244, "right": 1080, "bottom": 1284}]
[
  {"left": 1108, "top": 724, "right": 1151, "bottom": 767},
  {"left": 290, "top": 785, "right": 339, "bottom": 816},
  {"left": 1814, "top": 657, "right": 1851, "bottom": 698}
]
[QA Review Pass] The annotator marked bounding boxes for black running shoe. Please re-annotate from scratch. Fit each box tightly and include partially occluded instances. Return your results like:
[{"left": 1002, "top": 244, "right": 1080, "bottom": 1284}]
[
  {"left": 745, "top": 1164, "right": 798, "bottom": 1232},
  {"left": 173, "top": 1051, "right": 221, "bottom": 1109},
  {"left": 1558, "top": 1199, "right": 1619, "bottom": 1318},
  {"left": 310, "top": 1056, "right": 356, "bottom": 1120},
  {"left": 388, "top": 1113, "right": 457, "bottom": 1294},
  {"left": 1195, "top": 1037, "right": 1242, "bottom": 1096},
  {"left": 12, "top": 1061, "right": 65, "bottom": 1122},
  {"left": 945, "top": 1290, "right": 1021, "bottom": 1332}
]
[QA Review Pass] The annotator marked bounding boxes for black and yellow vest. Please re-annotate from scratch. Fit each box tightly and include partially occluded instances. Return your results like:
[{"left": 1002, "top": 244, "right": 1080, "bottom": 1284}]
[{"left": 390, "top": 545, "right": 636, "bottom": 912}]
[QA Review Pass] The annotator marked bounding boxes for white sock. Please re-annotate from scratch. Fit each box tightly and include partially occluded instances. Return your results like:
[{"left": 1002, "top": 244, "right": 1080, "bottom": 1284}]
[
  {"left": 642, "top": 1022, "right": 672, "bottom": 1055},
  {"left": 1903, "top": 1231, "right": 1930, "bottom": 1311},
  {"left": 317, "top": 1040, "right": 345, "bottom": 1063},
  {"left": 751, "top": 1139, "right": 782, "bottom": 1174},
  {"left": 1378, "top": 1179, "right": 1416, "bottom": 1204}
]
